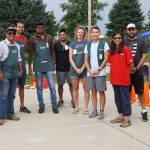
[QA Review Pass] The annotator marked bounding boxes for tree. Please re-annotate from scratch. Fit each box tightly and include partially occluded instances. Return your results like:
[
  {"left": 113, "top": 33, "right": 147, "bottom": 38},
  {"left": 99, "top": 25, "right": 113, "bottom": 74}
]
[
  {"left": 106, "top": 0, "right": 144, "bottom": 36},
  {"left": 60, "top": 0, "right": 107, "bottom": 39},
  {"left": 0, "top": 0, "right": 58, "bottom": 39},
  {"left": 144, "top": 11, "right": 150, "bottom": 31},
  {"left": 44, "top": 11, "right": 59, "bottom": 37}
]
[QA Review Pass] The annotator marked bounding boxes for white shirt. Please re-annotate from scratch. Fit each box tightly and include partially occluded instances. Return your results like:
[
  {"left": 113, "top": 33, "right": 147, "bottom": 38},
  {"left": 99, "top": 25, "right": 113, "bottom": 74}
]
[
  {"left": 84, "top": 41, "right": 109, "bottom": 76},
  {"left": 0, "top": 38, "right": 22, "bottom": 62}
]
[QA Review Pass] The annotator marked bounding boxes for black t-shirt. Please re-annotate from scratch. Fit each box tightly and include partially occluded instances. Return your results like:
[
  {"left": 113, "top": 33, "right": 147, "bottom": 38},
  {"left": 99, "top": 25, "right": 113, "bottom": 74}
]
[
  {"left": 125, "top": 38, "right": 148, "bottom": 75},
  {"left": 54, "top": 41, "right": 70, "bottom": 72}
]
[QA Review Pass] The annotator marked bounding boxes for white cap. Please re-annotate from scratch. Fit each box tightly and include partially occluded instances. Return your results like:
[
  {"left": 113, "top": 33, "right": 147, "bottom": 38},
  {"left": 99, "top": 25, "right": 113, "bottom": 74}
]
[{"left": 127, "top": 23, "right": 136, "bottom": 29}]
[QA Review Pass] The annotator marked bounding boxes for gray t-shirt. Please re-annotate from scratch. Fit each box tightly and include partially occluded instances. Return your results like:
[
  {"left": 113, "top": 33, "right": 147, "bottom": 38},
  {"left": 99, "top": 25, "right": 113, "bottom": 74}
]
[{"left": 125, "top": 38, "right": 148, "bottom": 75}]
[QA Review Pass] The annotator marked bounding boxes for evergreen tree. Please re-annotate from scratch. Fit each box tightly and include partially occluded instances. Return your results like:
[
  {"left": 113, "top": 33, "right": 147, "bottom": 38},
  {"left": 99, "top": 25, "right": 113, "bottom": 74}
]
[
  {"left": 60, "top": 0, "right": 107, "bottom": 39},
  {"left": 106, "top": 0, "right": 144, "bottom": 36},
  {"left": 0, "top": 0, "right": 58, "bottom": 39},
  {"left": 44, "top": 11, "right": 59, "bottom": 37}
]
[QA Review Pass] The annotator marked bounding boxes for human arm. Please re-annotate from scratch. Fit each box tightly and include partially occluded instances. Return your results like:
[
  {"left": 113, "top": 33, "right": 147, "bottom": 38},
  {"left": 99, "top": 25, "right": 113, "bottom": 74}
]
[
  {"left": 49, "top": 35, "right": 56, "bottom": 64},
  {"left": 84, "top": 45, "right": 95, "bottom": 77},
  {"left": 28, "top": 37, "right": 35, "bottom": 75}
]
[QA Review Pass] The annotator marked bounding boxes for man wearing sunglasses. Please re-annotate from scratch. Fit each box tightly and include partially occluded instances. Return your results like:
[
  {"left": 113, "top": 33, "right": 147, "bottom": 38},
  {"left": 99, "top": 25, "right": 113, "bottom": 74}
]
[
  {"left": 28, "top": 22, "right": 59, "bottom": 114},
  {"left": 15, "top": 22, "right": 31, "bottom": 113},
  {"left": 125, "top": 23, "right": 148, "bottom": 122},
  {"left": 0, "top": 26, "right": 22, "bottom": 125}
]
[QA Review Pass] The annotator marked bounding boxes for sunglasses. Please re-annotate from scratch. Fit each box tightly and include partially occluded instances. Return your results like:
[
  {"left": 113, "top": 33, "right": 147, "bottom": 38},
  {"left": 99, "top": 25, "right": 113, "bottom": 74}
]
[
  {"left": 113, "top": 37, "right": 122, "bottom": 40},
  {"left": 7, "top": 32, "right": 16, "bottom": 35},
  {"left": 128, "top": 28, "right": 136, "bottom": 31}
]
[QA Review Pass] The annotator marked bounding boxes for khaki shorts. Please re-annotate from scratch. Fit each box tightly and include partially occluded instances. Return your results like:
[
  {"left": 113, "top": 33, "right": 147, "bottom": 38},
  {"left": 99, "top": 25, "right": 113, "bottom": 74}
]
[{"left": 86, "top": 76, "right": 107, "bottom": 92}]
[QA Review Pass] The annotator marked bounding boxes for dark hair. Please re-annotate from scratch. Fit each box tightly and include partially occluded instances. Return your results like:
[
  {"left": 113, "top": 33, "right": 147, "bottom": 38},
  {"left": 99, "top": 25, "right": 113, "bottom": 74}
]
[
  {"left": 36, "top": 22, "right": 45, "bottom": 27},
  {"left": 16, "top": 21, "right": 24, "bottom": 26},
  {"left": 110, "top": 32, "right": 124, "bottom": 55},
  {"left": 91, "top": 26, "right": 100, "bottom": 32},
  {"left": 59, "top": 29, "right": 67, "bottom": 34}
]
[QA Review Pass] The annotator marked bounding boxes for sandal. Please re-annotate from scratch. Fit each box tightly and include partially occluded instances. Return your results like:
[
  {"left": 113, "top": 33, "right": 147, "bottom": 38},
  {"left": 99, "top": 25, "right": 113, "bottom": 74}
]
[
  {"left": 72, "top": 109, "right": 79, "bottom": 114},
  {"left": 82, "top": 110, "right": 89, "bottom": 115},
  {"left": 120, "top": 120, "right": 131, "bottom": 128},
  {"left": 110, "top": 117, "right": 124, "bottom": 124}
]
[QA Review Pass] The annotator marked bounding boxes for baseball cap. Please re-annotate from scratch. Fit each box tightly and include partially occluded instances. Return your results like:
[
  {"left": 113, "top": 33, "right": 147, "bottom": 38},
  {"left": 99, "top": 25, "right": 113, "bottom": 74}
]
[
  {"left": 127, "top": 23, "right": 136, "bottom": 29},
  {"left": 5, "top": 26, "right": 16, "bottom": 32}
]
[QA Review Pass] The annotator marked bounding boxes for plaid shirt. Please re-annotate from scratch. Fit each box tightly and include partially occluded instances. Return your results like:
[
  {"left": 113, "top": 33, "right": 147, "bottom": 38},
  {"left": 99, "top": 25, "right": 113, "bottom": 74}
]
[{"left": 0, "top": 38, "right": 22, "bottom": 62}]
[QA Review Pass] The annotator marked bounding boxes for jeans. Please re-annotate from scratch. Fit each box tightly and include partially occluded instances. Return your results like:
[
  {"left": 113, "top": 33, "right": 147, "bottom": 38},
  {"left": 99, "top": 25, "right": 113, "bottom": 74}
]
[
  {"left": 35, "top": 71, "right": 57, "bottom": 108},
  {"left": 0, "top": 78, "right": 18, "bottom": 120}
]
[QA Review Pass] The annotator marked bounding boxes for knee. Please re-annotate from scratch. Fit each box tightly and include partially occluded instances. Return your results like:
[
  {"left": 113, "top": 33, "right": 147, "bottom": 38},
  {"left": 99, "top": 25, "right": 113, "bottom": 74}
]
[{"left": 99, "top": 92, "right": 105, "bottom": 97}]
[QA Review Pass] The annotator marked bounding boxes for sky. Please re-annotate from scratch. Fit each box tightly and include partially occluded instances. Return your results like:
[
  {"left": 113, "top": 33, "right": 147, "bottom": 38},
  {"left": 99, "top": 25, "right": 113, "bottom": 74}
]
[{"left": 43, "top": 0, "right": 149, "bottom": 35}]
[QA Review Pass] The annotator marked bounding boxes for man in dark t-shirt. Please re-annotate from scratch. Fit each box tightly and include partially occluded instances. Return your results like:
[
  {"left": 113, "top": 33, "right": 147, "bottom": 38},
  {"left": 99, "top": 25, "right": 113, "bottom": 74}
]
[
  {"left": 125, "top": 23, "right": 148, "bottom": 122},
  {"left": 54, "top": 29, "right": 74, "bottom": 108}
]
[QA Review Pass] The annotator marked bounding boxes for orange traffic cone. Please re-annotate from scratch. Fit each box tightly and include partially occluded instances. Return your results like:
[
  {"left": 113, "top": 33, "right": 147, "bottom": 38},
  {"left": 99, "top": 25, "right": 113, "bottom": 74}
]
[
  {"left": 144, "top": 81, "right": 150, "bottom": 106},
  {"left": 130, "top": 86, "right": 137, "bottom": 104}
]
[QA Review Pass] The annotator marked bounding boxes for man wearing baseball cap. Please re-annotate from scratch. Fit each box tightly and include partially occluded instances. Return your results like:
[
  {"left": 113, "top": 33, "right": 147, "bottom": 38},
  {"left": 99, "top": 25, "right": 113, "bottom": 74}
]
[
  {"left": 0, "top": 25, "right": 22, "bottom": 125},
  {"left": 125, "top": 23, "right": 148, "bottom": 122}
]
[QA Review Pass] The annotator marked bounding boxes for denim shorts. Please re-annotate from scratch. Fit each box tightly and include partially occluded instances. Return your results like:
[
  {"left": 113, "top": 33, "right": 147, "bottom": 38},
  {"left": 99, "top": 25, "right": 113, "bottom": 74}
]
[
  {"left": 18, "top": 70, "right": 26, "bottom": 87},
  {"left": 70, "top": 67, "right": 87, "bottom": 79}
]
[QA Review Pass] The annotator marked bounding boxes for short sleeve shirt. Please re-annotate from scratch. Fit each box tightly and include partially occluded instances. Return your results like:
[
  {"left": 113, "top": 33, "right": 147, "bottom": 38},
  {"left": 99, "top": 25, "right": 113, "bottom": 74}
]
[
  {"left": 125, "top": 38, "right": 148, "bottom": 75},
  {"left": 54, "top": 41, "right": 70, "bottom": 72},
  {"left": 84, "top": 41, "right": 109, "bottom": 76}
]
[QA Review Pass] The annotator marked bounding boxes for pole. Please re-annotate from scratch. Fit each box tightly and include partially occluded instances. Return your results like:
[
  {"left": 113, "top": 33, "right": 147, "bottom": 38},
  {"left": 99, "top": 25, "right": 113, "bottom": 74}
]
[{"left": 88, "top": 0, "right": 91, "bottom": 39}]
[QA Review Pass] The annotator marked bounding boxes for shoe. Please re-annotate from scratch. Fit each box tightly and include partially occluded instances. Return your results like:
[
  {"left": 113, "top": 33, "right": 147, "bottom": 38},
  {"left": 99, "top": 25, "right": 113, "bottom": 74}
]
[
  {"left": 120, "top": 120, "right": 131, "bottom": 128},
  {"left": 72, "top": 109, "right": 79, "bottom": 114},
  {"left": 71, "top": 100, "right": 75, "bottom": 108},
  {"left": 110, "top": 117, "right": 124, "bottom": 124},
  {"left": 141, "top": 112, "right": 148, "bottom": 122},
  {"left": 0, "top": 120, "right": 5, "bottom": 125},
  {"left": 98, "top": 110, "right": 104, "bottom": 119},
  {"left": 57, "top": 100, "right": 64, "bottom": 108},
  {"left": 20, "top": 106, "right": 31, "bottom": 113},
  {"left": 82, "top": 110, "right": 89, "bottom": 115},
  {"left": 7, "top": 116, "right": 20, "bottom": 121},
  {"left": 38, "top": 107, "right": 45, "bottom": 113},
  {"left": 89, "top": 110, "right": 98, "bottom": 118},
  {"left": 52, "top": 107, "right": 59, "bottom": 113}
]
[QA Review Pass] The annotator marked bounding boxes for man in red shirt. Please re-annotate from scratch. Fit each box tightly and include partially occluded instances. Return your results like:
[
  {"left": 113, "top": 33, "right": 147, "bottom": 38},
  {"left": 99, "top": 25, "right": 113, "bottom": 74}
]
[{"left": 15, "top": 22, "right": 31, "bottom": 113}]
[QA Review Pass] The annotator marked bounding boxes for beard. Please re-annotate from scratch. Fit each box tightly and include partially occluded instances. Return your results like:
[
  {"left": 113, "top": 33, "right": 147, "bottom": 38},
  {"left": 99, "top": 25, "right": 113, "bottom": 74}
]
[{"left": 128, "top": 34, "right": 136, "bottom": 39}]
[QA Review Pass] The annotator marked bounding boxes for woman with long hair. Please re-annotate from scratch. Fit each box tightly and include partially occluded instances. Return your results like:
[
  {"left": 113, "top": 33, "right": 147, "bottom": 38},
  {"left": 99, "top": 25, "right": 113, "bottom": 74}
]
[
  {"left": 69, "top": 26, "right": 89, "bottom": 114},
  {"left": 109, "top": 32, "right": 134, "bottom": 127}
]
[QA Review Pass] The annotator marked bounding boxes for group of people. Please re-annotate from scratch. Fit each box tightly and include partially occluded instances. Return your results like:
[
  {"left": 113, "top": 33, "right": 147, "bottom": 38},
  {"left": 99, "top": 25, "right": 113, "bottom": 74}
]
[{"left": 0, "top": 21, "right": 149, "bottom": 128}]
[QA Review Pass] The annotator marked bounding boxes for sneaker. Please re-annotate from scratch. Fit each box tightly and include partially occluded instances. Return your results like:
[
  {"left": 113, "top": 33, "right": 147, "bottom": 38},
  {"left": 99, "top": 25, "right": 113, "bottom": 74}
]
[
  {"left": 38, "top": 107, "right": 45, "bottom": 113},
  {"left": 7, "top": 116, "right": 20, "bottom": 121},
  {"left": 20, "top": 106, "right": 31, "bottom": 113},
  {"left": 141, "top": 112, "right": 148, "bottom": 122},
  {"left": 98, "top": 110, "right": 104, "bottom": 119},
  {"left": 57, "top": 100, "right": 64, "bottom": 108},
  {"left": 89, "top": 110, "right": 98, "bottom": 118},
  {"left": 52, "top": 107, "right": 59, "bottom": 113},
  {"left": 71, "top": 100, "right": 75, "bottom": 108}
]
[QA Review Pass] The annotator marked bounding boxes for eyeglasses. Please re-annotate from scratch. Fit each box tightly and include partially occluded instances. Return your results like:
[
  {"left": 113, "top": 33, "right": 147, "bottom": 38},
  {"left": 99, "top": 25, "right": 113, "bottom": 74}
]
[
  {"left": 113, "top": 37, "right": 122, "bottom": 40},
  {"left": 7, "top": 32, "right": 16, "bottom": 35},
  {"left": 36, "top": 26, "right": 44, "bottom": 29},
  {"left": 128, "top": 28, "right": 136, "bottom": 31},
  {"left": 59, "top": 34, "right": 66, "bottom": 36}
]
